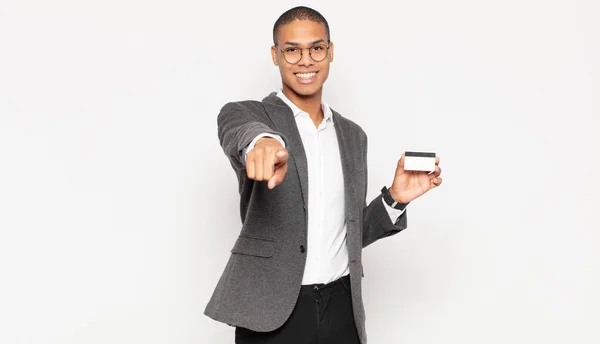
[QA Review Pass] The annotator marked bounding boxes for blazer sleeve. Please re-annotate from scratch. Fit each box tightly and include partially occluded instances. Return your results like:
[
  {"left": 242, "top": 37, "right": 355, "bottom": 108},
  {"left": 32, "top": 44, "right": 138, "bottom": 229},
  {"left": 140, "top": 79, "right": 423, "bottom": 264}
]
[
  {"left": 217, "top": 101, "right": 287, "bottom": 171},
  {"left": 361, "top": 131, "right": 408, "bottom": 248}
]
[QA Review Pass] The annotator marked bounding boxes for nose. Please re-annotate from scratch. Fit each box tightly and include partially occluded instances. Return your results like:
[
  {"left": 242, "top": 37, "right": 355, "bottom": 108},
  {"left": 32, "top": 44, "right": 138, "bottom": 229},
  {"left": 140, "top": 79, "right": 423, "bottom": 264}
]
[{"left": 297, "top": 48, "right": 313, "bottom": 67}]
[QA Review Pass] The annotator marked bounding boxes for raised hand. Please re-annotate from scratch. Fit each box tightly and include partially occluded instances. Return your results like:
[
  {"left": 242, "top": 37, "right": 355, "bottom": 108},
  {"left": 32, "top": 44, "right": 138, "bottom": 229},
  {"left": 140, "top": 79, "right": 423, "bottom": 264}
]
[
  {"left": 389, "top": 153, "right": 442, "bottom": 204},
  {"left": 246, "top": 137, "right": 289, "bottom": 189}
]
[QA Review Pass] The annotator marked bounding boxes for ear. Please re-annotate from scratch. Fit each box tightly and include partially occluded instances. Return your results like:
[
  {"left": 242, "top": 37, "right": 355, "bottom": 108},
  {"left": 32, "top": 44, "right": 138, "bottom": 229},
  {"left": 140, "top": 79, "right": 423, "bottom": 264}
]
[
  {"left": 328, "top": 41, "right": 334, "bottom": 62},
  {"left": 271, "top": 46, "right": 278, "bottom": 66}
]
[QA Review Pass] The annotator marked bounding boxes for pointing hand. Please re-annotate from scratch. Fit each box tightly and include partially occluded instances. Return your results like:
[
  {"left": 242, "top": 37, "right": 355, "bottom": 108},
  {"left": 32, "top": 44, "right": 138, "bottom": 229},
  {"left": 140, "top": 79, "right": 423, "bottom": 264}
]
[{"left": 246, "top": 137, "right": 289, "bottom": 189}]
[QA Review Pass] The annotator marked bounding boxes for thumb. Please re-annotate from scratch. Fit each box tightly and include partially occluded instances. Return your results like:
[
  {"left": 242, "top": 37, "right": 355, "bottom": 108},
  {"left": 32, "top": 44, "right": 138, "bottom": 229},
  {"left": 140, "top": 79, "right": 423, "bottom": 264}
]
[
  {"left": 268, "top": 157, "right": 288, "bottom": 189},
  {"left": 274, "top": 149, "right": 289, "bottom": 164},
  {"left": 395, "top": 153, "right": 406, "bottom": 176}
]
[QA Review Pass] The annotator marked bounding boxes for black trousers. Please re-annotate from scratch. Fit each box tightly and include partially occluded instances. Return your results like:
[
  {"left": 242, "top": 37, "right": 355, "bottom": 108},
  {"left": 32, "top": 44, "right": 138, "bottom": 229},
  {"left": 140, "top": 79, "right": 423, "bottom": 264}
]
[{"left": 235, "top": 275, "right": 361, "bottom": 344}]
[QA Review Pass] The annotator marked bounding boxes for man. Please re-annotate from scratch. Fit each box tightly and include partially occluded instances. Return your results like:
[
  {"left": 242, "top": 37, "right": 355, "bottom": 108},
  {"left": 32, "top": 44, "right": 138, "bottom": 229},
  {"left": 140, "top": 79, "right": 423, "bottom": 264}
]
[{"left": 205, "top": 6, "right": 443, "bottom": 344}]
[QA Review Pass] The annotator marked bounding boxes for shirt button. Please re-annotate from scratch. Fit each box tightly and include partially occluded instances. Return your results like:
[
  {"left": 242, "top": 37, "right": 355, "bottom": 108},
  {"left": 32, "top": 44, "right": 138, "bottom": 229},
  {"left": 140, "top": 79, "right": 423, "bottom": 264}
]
[{"left": 300, "top": 245, "right": 306, "bottom": 253}]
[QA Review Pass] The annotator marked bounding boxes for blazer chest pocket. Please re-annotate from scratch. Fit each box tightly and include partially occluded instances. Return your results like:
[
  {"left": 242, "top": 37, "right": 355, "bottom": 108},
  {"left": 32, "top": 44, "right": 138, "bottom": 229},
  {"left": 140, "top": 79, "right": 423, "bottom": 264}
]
[{"left": 230, "top": 234, "right": 275, "bottom": 258}]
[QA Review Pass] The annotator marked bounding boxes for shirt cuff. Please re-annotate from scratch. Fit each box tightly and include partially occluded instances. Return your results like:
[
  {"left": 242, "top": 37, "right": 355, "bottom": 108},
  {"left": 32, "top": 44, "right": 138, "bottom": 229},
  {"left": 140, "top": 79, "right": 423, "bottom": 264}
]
[
  {"left": 243, "top": 133, "right": 286, "bottom": 162},
  {"left": 382, "top": 197, "right": 406, "bottom": 224}
]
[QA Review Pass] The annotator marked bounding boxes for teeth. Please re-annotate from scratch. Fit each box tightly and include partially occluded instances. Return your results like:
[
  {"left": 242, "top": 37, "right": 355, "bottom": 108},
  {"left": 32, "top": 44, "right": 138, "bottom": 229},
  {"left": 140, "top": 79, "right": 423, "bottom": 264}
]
[{"left": 296, "top": 72, "right": 316, "bottom": 79}]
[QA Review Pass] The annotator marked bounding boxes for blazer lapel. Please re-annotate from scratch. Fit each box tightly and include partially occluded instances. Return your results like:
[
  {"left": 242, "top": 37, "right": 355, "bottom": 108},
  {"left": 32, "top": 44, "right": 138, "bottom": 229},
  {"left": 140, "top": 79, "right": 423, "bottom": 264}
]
[
  {"left": 332, "top": 110, "right": 360, "bottom": 219},
  {"left": 261, "top": 93, "right": 309, "bottom": 209}
]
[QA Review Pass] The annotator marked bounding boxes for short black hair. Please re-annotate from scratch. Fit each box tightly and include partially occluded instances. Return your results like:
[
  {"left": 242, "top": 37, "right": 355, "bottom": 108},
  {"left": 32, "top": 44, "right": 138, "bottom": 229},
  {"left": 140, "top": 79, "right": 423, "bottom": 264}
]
[{"left": 272, "top": 6, "right": 330, "bottom": 46}]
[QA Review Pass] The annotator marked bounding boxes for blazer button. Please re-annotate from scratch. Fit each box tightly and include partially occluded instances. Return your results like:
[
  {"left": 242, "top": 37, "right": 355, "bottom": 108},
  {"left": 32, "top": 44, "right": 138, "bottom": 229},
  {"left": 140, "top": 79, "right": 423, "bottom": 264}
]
[{"left": 299, "top": 245, "right": 306, "bottom": 253}]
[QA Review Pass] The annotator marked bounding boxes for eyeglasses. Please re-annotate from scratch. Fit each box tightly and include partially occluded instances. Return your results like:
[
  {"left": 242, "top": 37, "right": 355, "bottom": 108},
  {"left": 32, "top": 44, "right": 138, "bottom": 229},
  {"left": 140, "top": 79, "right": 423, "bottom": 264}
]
[{"left": 275, "top": 44, "right": 330, "bottom": 64}]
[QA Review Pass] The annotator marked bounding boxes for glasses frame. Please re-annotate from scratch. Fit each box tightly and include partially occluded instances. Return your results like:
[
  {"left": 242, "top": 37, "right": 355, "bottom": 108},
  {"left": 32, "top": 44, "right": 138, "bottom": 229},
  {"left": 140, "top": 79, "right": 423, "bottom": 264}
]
[{"left": 275, "top": 44, "right": 331, "bottom": 64}]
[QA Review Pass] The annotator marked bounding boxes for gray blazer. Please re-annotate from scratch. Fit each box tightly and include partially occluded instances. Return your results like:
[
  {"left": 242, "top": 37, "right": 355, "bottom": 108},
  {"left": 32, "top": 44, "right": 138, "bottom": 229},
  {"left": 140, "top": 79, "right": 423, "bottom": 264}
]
[{"left": 204, "top": 92, "right": 408, "bottom": 343}]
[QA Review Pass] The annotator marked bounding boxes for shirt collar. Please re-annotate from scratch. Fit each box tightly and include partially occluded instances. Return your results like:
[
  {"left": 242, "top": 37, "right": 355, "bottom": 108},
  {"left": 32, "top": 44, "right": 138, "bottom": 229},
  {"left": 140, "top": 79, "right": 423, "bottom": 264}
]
[{"left": 276, "top": 90, "right": 334, "bottom": 125}]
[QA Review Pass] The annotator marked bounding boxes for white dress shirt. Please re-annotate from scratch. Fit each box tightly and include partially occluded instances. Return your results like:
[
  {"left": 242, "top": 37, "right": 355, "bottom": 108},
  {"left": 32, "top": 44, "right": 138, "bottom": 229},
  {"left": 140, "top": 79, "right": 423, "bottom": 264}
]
[{"left": 244, "top": 91, "right": 406, "bottom": 285}]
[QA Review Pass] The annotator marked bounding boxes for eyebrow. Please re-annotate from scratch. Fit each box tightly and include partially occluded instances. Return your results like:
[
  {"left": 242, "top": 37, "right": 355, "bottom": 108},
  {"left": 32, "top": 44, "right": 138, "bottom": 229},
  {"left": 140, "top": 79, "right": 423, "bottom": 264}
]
[{"left": 283, "top": 39, "right": 326, "bottom": 46}]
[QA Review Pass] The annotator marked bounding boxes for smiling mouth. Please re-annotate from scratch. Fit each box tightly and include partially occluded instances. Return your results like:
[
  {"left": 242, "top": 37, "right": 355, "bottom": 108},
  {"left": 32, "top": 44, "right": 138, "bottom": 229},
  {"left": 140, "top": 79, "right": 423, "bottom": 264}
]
[{"left": 295, "top": 72, "right": 317, "bottom": 79}]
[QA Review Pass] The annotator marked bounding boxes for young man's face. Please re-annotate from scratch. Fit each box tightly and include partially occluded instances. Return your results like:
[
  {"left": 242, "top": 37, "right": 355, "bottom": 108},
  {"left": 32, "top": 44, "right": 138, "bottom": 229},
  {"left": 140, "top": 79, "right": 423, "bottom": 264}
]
[{"left": 271, "top": 20, "right": 334, "bottom": 99}]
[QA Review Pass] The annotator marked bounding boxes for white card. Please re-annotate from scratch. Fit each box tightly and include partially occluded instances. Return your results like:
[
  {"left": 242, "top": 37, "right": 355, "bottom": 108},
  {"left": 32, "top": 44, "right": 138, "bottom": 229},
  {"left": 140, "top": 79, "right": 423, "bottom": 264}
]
[{"left": 404, "top": 152, "right": 436, "bottom": 172}]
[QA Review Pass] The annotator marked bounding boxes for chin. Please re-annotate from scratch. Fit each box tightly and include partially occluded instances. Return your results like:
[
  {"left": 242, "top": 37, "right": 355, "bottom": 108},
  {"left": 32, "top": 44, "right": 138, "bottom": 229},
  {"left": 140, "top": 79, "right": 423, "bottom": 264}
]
[
  {"left": 295, "top": 89, "right": 319, "bottom": 97},
  {"left": 289, "top": 84, "right": 322, "bottom": 98}
]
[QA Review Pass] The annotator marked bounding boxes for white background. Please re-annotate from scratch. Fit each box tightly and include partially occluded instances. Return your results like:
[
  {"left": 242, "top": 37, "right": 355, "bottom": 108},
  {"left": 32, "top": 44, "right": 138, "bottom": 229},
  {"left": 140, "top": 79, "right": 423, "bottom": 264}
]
[{"left": 1, "top": 0, "right": 598, "bottom": 343}]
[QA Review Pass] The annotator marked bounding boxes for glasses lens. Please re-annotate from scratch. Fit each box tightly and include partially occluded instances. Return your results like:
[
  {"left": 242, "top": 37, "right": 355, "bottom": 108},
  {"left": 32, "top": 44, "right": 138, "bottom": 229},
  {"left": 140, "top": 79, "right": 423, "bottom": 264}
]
[
  {"left": 284, "top": 48, "right": 301, "bottom": 64},
  {"left": 310, "top": 45, "right": 328, "bottom": 62}
]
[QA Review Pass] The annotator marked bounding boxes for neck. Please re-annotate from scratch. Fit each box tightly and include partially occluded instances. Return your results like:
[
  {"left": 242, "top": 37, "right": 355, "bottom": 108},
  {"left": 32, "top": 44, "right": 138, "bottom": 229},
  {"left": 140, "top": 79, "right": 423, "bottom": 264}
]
[{"left": 282, "top": 86, "right": 324, "bottom": 127}]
